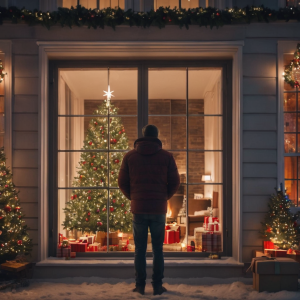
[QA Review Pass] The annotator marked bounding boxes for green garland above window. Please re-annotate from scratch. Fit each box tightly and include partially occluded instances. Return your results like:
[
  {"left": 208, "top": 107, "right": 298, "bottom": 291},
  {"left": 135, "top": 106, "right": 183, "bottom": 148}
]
[
  {"left": 0, "top": 5, "right": 299, "bottom": 30},
  {"left": 284, "top": 44, "right": 300, "bottom": 88}
]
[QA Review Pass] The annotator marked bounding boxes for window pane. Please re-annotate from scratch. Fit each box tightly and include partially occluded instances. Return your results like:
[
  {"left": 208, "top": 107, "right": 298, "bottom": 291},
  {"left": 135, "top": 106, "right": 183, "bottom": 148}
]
[
  {"left": 285, "top": 157, "right": 297, "bottom": 179},
  {"left": 188, "top": 151, "right": 222, "bottom": 184},
  {"left": 59, "top": 188, "right": 108, "bottom": 237},
  {"left": 188, "top": 69, "right": 222, "bottom": 115},
  {"left": 148, "top": 116, "right": 186, "bottom": 150},
  {"left": 148, "top": 68, "right": 186, "bottom": 115},
  {"left": 284, "top": 93, "right": 296, "bottom": 111},
  {"left": 187, "top": 185, "right": 222, "bottom": 253},
  {"left": 189, "top": 116, "right": 222, "bottom": 150},
  {"left": 284, "top": 133, "right": 296, "bottom": 153},
  {"left": 284, "top": 113, "right": 296, "bottom": 132}
]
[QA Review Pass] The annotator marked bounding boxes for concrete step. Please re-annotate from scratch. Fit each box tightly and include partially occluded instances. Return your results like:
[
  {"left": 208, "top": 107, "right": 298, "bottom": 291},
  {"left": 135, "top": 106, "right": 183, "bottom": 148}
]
[{"left": 34, "top": 257, "right": 244, "bottom": 279}]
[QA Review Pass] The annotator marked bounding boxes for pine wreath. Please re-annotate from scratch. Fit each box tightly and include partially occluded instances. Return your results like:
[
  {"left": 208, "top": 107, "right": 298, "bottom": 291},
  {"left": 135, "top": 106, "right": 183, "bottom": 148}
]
[{"left": 283, "top": 43, "right": 300, "bottom": 88}]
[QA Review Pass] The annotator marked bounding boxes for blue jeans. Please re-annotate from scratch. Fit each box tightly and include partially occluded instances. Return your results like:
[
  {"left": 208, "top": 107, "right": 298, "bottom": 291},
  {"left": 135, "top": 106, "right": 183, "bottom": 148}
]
[{"left": 132, "top": 213, "right": 166, "bottom": 288}]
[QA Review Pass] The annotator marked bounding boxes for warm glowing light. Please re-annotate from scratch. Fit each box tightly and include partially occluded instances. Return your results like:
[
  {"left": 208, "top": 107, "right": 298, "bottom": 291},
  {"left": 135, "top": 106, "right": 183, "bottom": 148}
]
[{"left": 166, "top": 202, "right": 172, "bottom": 218}]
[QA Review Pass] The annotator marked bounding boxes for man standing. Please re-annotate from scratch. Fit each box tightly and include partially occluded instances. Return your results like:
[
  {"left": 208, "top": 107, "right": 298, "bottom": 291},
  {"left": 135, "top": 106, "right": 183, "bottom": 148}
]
[{"left": 118, "top": 124, "right": 180, "bottom": 295}]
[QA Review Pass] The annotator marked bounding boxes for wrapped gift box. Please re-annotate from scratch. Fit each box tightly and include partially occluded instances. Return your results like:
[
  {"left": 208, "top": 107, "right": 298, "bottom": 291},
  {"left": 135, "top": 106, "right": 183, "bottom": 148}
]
[
  {"left": 163, "top": 243, "right": 182, "bottom": 251},
  {"left": 202, "top": 232, "right": 221, "bottom": 252},
  {"left": 87, "top": 243, "right": 100, "bottom": 252},
  {"left": 57, "top": 245, "right": 71, "bottom": 257},
  {"left": 95, "top": 231, "right": 106, "bottom": 244},
  {"left": 204, "top": 217, "right": 219, "bottom": 231},
  {"left": 164, "top": 230, "right": 175, "bottom": 244},
  {"left": 264, "top": 249, "right": 287, "bottom": 258},
  {"left": 251, "top": 257, "right": 299, "bottom": 292},
  {"left": 78, "top": 242, "right": 87, "bottom": 252},
  {"left": 69, "top": 241, "right": 80, "bottom": 252},
  {"left": 194, "top": 227, "right": 205, "bottom": 249}
]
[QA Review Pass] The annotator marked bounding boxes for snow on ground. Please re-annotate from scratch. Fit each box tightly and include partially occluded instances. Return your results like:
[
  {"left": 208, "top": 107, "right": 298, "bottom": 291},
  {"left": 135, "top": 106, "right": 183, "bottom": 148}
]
[{"left": 1, "top": 277, "right": 300, "bottom": 300}]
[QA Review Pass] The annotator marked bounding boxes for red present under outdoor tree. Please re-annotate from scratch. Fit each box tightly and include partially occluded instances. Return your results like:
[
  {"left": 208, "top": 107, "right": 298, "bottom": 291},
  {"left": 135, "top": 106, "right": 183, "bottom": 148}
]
[{"left": 261, "top": 186, "right": 300, "bottom": 250}]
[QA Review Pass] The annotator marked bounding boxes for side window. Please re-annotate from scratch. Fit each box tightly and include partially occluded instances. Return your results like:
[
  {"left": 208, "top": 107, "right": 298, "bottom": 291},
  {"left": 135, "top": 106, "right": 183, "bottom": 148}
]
[
  {"left": 0, "top": 55, "right": 4, "bottom": 148},
  {"left": 283, "top": 50, "right": 300, "bottom": 206}
]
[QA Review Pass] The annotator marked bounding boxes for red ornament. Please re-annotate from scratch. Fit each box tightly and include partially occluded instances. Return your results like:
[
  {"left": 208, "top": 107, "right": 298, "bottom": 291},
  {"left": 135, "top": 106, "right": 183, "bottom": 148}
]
[
  {"left": 119, "top": 131, "right": 122, "bottom": 134},
  {"left": 88, "top": 190, "right": 91, "bottom": 193},
  {"left": 91, "top": 163, "right": 94, "bottom": 166},
  {"left": 100, "top": 179, "right": 103, "bottom": 183},
  {"left": 96, "top": 208, "right": 100, "bottom": 213},
  {"left": 86, "top": 218, "right": 89, "bottom": 222},
  {"left": 114, "top": 159, "right": 119, "bottom": 164},
  {"left": 295, "top": 81, "right": 300, "bottom": 88},
  {"left": 88, "top": 196, "right": 92, "bottom": 200},
  {"left": 82, "top": 161, "right": 86, "bottom": 165},
  {"left": 94, "top": 121, "right": 98, "bottom": 125},
  {"left": 102, "top": 207, "right": 107, "bottom": 212},
  {"left": 74, "top": 194, "right": 77, "bottom": 199},
  {"left": 93, "top": 167, "right": 97, "bottom": 171},
  {"left": 87, "top": 212, "right": 91, "bottom": 216},
  {"left": 92, "top": 155, "right": 96, "bottom": 158},
  {"left": 100, "top": 126, "right": 103, "bottom": 130},
  {"left": 122, "top": 129, "right": 125, "bottom": 133},
  {"left": 110, "top": 207, "right": 114, "bottom": 212},
  {"left": 5, "top": 185, "right": 8, "bottom": 188},
  {"left": 18, "top": 215, "right": 22, "bottom": 219},
  {"left": 100, "top": 165, "right": 104, "bottom": 169},
  {"left": 17, "top": 240, "right": 22, "bottom": 245},
  {"left": 71, "top": 196, "right": 74, "bottom": 200},
  {"left": 124, "top": 211, "right": 127, "bottom": 214},
  {"left": 112, "top": 199, "right": 116, "bottom": 203},
  {"left": 15, "top": 206, "right": 21, "bottom": 212},
  {"left": 0, "top": 244, "right": 4, "bottom": 247},
  {"left": 4, "top": 205, "right": 11, "bottom": 212},
  {"left": 97, "top": 221, "right": 103, "bottom": 226},
  {"left": 121, "top": 203, "right": 124, "bottom": 207},
  {"left": 111, "top": 171, "right": 114, "bottom": 175},
  {"left": 80, "top": 175, "right": 83, "bottom": 179},
  {"left": 89, "top": 141, "right": 93, "bottom": 145},
  {"left": 266, "top": 227, "right": 272, "bottom": 233}
]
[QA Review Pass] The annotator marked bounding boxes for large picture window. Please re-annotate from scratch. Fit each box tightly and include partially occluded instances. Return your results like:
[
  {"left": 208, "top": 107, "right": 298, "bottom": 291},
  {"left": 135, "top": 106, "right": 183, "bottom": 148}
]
[{"left": 49, "top": 61, "right": 232, "bottom": 256}]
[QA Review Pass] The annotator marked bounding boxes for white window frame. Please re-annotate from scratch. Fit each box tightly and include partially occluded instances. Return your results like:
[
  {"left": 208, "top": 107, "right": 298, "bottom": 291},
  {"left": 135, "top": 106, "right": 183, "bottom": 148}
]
[
  {"left": 37, "top": 41, "right": 243, "bottom": 263},
  {"left": 0, "top": 41, "right": 12, "bottom": 169}
]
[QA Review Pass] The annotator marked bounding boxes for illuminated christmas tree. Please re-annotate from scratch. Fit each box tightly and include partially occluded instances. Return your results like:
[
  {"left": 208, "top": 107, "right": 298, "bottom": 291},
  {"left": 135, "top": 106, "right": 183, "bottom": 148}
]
[
  {"left": 0, "top": 148, "right": 32, "bottom": 263},
  {"left": 262, "top": 187, "right": 300, "bottom": 250},
  {"left": 63, "top": 100, "right": 132, "bottom": 234}
]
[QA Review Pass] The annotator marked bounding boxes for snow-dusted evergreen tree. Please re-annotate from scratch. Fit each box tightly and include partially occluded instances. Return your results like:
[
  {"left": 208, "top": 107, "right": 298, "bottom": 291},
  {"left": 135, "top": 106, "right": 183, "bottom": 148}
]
[{"left": 63, "top": 100, "right": 132, "bottom": 233}]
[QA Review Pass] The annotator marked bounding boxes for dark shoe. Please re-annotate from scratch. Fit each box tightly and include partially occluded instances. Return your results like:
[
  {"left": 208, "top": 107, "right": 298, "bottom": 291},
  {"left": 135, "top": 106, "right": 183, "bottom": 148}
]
[
  {"left": 133, "top": 286, "right": 145, "bottom": 295},
  {"left": 153, "top": 286, "right": 167, "bottom": 295}
]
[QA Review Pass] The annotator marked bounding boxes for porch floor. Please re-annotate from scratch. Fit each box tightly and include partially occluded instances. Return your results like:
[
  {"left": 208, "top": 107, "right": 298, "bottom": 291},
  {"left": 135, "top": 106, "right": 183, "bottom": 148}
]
[{"left": 34, "top": 257, "right": 244, "bottom": 279}]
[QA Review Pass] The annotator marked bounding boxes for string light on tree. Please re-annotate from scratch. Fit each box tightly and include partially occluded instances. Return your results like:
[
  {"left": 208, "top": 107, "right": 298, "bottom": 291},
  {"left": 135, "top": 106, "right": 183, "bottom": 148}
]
[
  {"left": 261, "top": 184, "right": 300, "bottom": 250},
  {"left": 0, "top": 148, "right": 32, "bottom": 263}
]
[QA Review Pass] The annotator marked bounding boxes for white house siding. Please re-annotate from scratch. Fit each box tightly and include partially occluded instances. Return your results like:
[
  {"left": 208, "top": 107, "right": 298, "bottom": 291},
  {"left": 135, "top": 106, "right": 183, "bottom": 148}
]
[{"left": 0, "top": 21, "right": 299, "bottom": 262}]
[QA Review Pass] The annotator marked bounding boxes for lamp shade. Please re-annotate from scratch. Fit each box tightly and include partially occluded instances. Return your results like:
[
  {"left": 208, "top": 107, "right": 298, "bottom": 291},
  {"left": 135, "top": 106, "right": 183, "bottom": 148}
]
[{"left": 201, "top": 175, "right": 211, "bottom": 181}]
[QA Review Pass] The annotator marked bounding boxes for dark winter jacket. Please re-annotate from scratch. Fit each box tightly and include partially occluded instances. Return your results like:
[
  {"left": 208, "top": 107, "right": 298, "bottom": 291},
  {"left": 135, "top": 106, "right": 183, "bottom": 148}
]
[{"left": 118, "top": 137, "right": 180, "bottom": 214}]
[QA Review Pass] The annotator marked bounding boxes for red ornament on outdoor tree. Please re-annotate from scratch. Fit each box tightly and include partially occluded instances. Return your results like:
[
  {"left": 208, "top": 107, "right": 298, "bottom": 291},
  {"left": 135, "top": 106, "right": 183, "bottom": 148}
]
[
  {"left": 17, "top": 240, "right": 22, "bottom": 245},
  {"left": 110, "top": 207, "right": 114, "bottom": 212},
  {"left": 15, "top": 206, "right": 21, "bottom": 212},
  {"left": 85, "top": 218, "right": 89, "bottom": 222},
  {"left": 4, "top": 205, "right": 11, "bottom": 212}
]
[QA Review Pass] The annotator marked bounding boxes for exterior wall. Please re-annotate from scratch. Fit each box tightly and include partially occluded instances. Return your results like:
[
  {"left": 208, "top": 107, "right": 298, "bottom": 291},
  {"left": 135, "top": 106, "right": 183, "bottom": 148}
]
[{"left": 1, "top": 21, "right": 300, "bottom": 262}]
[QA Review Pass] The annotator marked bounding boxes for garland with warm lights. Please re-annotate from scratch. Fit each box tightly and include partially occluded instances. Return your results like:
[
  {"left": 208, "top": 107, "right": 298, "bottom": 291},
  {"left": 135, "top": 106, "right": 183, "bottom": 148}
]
[
  {"left": 0, "top": 5, "right": 299, "bottom": 30},
  {"left": 284, "top": 43, "right": 300, "bottom": 88}
]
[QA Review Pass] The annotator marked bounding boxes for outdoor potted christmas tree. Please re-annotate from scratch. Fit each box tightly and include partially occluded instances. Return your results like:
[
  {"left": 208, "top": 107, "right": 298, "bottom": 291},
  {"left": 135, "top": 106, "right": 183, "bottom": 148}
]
[
  {"left": 261, "top": 185, "right": 300, "bottom": 257},
  {"left": 0, "top": 148, "right": 32, "bottom": 264}
]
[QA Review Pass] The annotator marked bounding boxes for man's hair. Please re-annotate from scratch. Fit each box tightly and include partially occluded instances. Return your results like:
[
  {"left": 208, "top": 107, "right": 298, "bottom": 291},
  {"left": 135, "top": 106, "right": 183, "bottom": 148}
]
[{"left": 142, "top": 124, "right": 159, "bottom": 138}]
